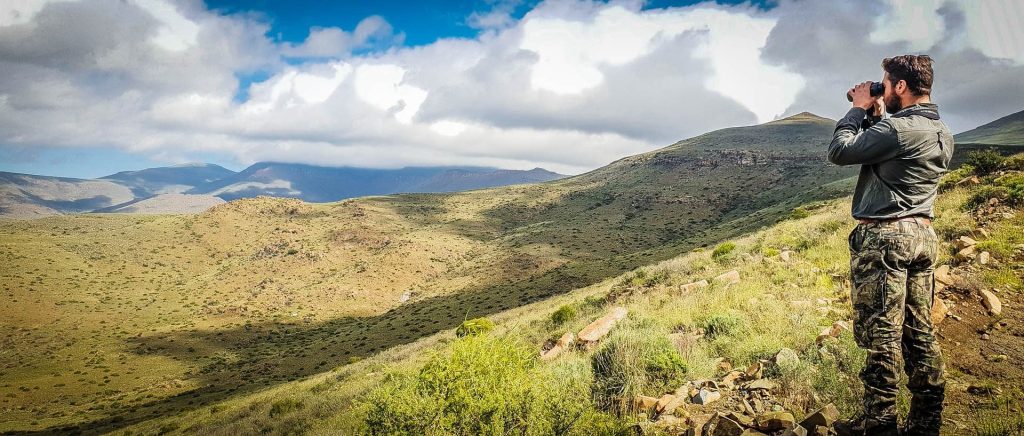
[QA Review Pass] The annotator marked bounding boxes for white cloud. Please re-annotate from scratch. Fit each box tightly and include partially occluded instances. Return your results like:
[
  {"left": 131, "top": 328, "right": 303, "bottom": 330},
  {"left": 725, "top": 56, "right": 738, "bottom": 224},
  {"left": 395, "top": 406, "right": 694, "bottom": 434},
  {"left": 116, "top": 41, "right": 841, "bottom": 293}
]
[{"left": 1, "top": 0, "right": 1023, "bottom": 176}]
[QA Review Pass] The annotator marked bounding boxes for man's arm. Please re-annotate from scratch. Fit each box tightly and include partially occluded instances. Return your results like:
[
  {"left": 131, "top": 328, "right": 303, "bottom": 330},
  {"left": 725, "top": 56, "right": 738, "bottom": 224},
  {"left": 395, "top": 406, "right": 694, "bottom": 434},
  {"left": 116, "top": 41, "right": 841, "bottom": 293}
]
[{"left": 828, "top": 107, "right": 900, "bottom": 166}]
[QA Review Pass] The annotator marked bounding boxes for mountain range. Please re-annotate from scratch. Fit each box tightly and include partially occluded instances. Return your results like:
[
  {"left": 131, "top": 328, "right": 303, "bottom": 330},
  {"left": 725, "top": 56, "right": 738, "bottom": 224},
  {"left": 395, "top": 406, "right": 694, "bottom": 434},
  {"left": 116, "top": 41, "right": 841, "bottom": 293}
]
[{"left": 0, "top": 163, "right": 565, "bottom": 218}]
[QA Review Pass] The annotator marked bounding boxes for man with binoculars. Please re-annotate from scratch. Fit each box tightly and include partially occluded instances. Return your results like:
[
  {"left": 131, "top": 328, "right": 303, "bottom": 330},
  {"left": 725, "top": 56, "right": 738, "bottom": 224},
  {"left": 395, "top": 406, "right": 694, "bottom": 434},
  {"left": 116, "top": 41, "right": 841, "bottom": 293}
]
[{"left": 828, "top": 55, "right": 953, "bottom": 435}]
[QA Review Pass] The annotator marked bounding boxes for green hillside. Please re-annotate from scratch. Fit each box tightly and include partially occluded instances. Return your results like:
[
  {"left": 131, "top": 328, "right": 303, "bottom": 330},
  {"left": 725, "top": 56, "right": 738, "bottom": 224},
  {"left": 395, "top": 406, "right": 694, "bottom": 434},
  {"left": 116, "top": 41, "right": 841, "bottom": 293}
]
[
  {"left": 956, "top": 109, "right": 1024, "bottom": 146},
  {"left": 114, "top": 151, "right": 1024, "bottom": 435},
  {"left": 0, "top": 113, "right": 862, "bottom": 433}
]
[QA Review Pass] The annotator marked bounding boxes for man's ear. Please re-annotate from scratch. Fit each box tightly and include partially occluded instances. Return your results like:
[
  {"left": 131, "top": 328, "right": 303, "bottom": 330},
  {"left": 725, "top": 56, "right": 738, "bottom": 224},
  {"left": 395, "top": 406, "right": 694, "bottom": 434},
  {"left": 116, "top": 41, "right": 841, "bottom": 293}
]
[{"left": 895, "top": 79, "right": 907, "bottom": 95}]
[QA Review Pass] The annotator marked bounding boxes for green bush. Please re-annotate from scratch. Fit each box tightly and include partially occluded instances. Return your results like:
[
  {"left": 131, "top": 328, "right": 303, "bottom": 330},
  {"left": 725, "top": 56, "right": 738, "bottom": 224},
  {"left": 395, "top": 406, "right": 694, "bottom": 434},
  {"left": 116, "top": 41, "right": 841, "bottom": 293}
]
[
  {"left": 362, "top": 335, "right": 601, "bottom": 435},
  {"left": 994, "top": 173, "right": 1024, "bottom": 206},
  {"left": 711, "top": 242, "right": 736, "bottom": 260},
  {"left": 617, "top": 268, "right": 669, "bottom": 289},
  {"left": 1000, "top": 153, "right": 1024, "bottom": 171},
  {"left": 456, "top": 317, "right": 495, "bottom": 337},
  {"left": 591, "top": 323, "right": 688, "bottom": 413},
  {"left": 966, "top": 150, "right": 1005, "bottom": 175},
  {"left": 762, "top": 247, "right": 781, "bottom": 257},
  {"left": 269, "top": 398, "right": 304, "bottom": 418},
  {"left": 789, "top": 207, "right": 811, "bottom": 220},
  {"left": 550, "top": 304, "right": 578, "bottom": 326},
  {"left": 700, "top": 313, "right": 745, "bottom": 340},
  {"left": 938, "top": 164, "right": 975, "bottom": 191}
]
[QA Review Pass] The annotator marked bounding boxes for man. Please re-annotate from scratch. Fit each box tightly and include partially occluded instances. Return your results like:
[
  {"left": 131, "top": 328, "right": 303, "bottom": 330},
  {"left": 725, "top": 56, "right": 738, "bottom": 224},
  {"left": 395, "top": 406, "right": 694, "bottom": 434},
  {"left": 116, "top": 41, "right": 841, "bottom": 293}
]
[{"left": 828, "top": 54, "right": 953, "bottom": 435}]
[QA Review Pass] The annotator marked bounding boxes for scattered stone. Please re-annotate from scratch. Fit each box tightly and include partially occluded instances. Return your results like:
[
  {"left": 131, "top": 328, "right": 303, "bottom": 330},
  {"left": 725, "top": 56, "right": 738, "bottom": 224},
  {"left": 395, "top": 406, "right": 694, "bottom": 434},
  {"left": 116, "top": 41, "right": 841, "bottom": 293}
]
[
  {"left": 773, "top": 348, "right": 800, "bottom": 367},
  {"left": 981, "top": 333, "right": 990, "bottom": 340},
  {"left": 716, "top": 358, "right": 733, "bottom": 372},
  {"left": 680, "top": 279, "right": 710, "bottom": 293},
  {"left": 956, "top": 245, "right": 977, "bottom": 262},
  {"left": 659, "top": 394, "right": 687, "bottom": 416},
  {"left": 655, "top": 394, "right": 676, "bottom": 413},
  {"left": 577, "top": 306, "right": 628, "bottom": 343},
  {"left": 978, "top": 251, "right": 991, "bottom": 265},
  {"left": 816, "top": 320, "right": 849, "bottom": 344},
  {"left": 722, "top": 370, "right": 744, "bottom": 388},
  {"left": 727, "top": 411, "right": 755, "bottom": 428},
  {"left": 693, "top": 388, "right": 722, "bottom": 405},
  {"left": 975, "top": 228, "right": 991, "bottom": 239},
  {"left": 956, "top": 175, "right": 980, "bottom": 186},
  {"left": 635, "top": 395, "right": 660, "bottom": 411},
  {"left": 540, "top": 332, "right": 575, "bottom": 360},
  {"left": 799, "top": 403, "right": 840, "bottom": 429},
  {"left": 713, "top": 270, "right": 741, "bottom": 287},
  {"left": 780, "top": 250, "right": 793, "bottom": 263},
  {"left": 934, "top": 264, "right": 958, "bottom": 288},
  {"left": 931, "top": 298, "right": 949, "bottom": 325},
  {"left": 755, "top": 411, "right": 796, "bottom": 432},
  {"left": 980, "top": 289, "right": 1002, "bottom": 316},
  {"left": 713, "top": 414, "right": 746, "bottom": 436},
  {"left": 743, "top": 379, "right": 778, "bottom": 391},
  {"left": 745, "top": 361, "right": 764, "bottom": 380},
  {"left": 956, "top": 235, "right": 978, "bottom": 250}
]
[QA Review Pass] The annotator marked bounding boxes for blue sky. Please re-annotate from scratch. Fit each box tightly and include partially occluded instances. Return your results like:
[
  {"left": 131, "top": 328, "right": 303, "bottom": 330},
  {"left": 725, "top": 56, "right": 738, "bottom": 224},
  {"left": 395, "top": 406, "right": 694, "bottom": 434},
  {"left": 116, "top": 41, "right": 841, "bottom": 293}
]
[{"left": 1, "top": 0, "right": 1021, "bottom": 179}]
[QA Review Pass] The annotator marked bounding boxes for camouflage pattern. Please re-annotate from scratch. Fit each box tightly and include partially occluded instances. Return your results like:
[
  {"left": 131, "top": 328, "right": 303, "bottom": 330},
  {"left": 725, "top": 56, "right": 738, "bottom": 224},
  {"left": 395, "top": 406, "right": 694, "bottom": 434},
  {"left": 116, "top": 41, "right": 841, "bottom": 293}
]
[{"left": 847, "top": 217, "right": 945, "bottom": 435}]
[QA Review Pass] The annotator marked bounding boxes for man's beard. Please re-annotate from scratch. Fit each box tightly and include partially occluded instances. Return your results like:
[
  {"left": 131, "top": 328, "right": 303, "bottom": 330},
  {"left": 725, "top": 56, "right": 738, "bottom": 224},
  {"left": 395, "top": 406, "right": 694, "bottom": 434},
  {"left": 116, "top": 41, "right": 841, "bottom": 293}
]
[{"left": 884, "top": 93, "right": 903, "bottom": 114}]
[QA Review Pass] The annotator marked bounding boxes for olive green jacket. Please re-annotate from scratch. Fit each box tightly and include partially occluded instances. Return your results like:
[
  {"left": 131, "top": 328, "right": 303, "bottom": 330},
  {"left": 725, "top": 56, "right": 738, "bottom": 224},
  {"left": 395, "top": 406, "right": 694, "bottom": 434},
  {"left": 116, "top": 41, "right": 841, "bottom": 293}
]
[{"left": 828, "top": 102, "right": 955, "bottom": 219}]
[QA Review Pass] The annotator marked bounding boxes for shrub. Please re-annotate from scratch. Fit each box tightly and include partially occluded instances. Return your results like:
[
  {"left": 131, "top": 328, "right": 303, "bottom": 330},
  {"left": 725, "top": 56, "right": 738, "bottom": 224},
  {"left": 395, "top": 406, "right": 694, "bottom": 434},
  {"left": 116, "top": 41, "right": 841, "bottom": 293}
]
[
  {"left": 966, "top": 150, "right": 1005, "bottom": 175},
  {"left": 362, "top": 335, "right": 598, "bottom": 435},
  {"left": 269, "top": 398, "right": 304, "bottom": 418},
  {"left": 938, "top": 164, "right": 975, "bottom": 191},
  {"left": 550, "top": 304, "right": 578, "bottom": 326},
  {"left": 994, "top": 173, "right": 1024, "bottom": 206},
  {"left": 456, "top": 317, "right": 494, "bottom": 337},
  {"left": 711, "top": 242, "right": 736, "bottom": 260},
  {"left": 789, "top": 207, "right": 811, "bottom": 220},
  {"left": 1000, "top": 153, "right": 1024, "bottom": 171},
  {"left": 591, "top": 323, "right": 688, "bottom": 413},
  {"left": 700, "top": 313, "right": 745, "bottom": 340},
  {"left": 762, "top": 247, "right": 781, "bottom": 257}
]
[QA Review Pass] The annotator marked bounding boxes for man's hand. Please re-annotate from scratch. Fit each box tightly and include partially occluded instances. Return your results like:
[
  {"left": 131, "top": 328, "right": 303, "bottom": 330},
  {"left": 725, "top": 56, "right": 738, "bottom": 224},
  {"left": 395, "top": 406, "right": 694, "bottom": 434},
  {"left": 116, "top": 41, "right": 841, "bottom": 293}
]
[{"left": 848, "top": 81, "right": 877, "bottom": 111}]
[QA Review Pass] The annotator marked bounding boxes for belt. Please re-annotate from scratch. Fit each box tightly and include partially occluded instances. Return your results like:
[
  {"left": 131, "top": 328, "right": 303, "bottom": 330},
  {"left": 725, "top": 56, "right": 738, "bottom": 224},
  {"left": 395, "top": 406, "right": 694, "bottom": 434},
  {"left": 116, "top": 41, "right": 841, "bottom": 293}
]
[{"left": 857, "top": 215, "right": 931, "bottom": 226}]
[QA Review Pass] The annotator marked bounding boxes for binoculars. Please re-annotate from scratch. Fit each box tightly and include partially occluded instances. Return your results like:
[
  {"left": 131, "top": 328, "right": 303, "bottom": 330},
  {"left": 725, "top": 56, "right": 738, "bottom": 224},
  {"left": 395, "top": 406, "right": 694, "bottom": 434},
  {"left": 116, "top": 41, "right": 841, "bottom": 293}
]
[{"left": 846, "top": 82, "right": 885, "bottom": 102}]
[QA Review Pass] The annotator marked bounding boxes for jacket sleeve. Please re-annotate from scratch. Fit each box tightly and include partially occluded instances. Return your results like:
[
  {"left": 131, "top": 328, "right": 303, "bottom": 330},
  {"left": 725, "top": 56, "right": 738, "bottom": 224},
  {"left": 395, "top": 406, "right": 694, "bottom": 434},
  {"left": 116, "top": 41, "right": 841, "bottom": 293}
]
[{"left": 828, "top": 107, "right": 901, "bottom": 166}]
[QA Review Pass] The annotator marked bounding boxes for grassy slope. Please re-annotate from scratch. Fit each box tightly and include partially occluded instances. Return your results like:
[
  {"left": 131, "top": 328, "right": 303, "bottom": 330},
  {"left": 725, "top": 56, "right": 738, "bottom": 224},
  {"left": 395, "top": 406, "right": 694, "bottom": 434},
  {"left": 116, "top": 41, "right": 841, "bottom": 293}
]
[
  {"left": 115, "top": 159, "right": 1024, "bottom": 435},
  {"left": 0, "top": 114, "right": 861, "bottom": 432},
  {"left": 955, "top": 109, "right": 1024, "bottom": 146}
]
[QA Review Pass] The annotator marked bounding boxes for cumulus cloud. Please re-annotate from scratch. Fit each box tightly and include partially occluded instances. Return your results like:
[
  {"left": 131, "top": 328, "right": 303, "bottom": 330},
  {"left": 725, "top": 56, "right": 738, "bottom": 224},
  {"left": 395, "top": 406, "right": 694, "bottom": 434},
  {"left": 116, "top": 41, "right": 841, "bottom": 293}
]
[{"left": 0, "top": 0, "right": 1022, "bottom": 176}]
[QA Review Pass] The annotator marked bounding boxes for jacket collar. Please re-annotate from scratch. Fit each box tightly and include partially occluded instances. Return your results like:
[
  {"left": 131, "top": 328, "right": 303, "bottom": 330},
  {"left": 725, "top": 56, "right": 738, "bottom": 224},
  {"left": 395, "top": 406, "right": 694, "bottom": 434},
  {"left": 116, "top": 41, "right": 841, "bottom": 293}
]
[{"left": 890, "top": 102, "right": 940, "bottom": 120}]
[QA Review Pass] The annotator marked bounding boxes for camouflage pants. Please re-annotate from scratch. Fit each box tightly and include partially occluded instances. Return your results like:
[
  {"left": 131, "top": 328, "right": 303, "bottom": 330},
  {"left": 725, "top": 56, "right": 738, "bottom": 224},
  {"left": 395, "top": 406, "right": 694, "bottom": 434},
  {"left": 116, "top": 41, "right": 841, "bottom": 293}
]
[{"left": 847, "top": 218, "right": 945, "bottom": 434}]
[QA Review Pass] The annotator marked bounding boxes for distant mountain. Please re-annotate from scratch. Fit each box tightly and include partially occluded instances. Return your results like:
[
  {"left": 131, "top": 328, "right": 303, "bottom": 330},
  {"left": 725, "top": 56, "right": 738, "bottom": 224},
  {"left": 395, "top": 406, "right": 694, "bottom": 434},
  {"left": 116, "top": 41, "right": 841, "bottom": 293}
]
[
  {"left": 188, "top": 163, "right": 567, "bottom": 202},
  {"left": 0, "top": 171, "right": 135, "bottom": 219},
  {"left": 92, "top": 193, "right": 226, "bottom": 214},
  {"left": 955, "top": 109, "right": 1024, "bottom": 146},
  {"left": 100, "top": 163, "right": 237, "bottom": 196}
]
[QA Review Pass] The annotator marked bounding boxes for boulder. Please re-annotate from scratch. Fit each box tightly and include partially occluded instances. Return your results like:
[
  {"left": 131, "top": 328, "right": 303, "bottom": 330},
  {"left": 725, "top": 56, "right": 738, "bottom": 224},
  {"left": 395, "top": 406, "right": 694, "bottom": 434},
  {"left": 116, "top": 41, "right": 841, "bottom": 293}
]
[
  {"left": 799, "top": 403, "right": 839, "bottom": 428},
  {"left": 540, "top": 332, "right": 575, "bottom": 360},
  {"left": 635, "top": 395, "right": 660, "bottom": 411},
  {"left": 659, "top": 394, "right": 688, "bottom": 416},
  {"left": 980, "top": 289, "right": 1002, "bottom": 316},
  {"left": 956, "top": 245, "right": 977, "bottom": 262},
  {"left": 979, "top": 251, "right": 991, "bottom": 265},
  {"left": 722, "top": 370, "right": 744, "bottom": 388},
  {"left": 712, "top": 414, "right": 747, "bottom": 436},
  {"left": 745, "top": 361, "right": 764, "bottom": 380},
  {"left": 934, "top": 264, "right": 959, "bottom": 289},
  {"left": 956, "top": 235, "right": 978, "bottom": 250},
  {"left": 655, "top": 394, "right": 677, "bottom": 413},
  {"left": 680, "top": 279, "right": 710, "bottom": 293},
  {"left": 577, "top": 307, "right": 628, "bottom": 343},
  {"left": 755, "top": 411, "right": 796, "bottom": 431},
  {"left": 692, "top": 388, "right": 722, "bottom": 405},
  {"left": 773, "top": 348, "right": 800, "bottom": 367},
  {"left": 713, "top": 270, "right": 741, "bottom": 287},
  {"left": 931, "top": 298, "right": 949, "bottom": 325},
  {"left": 816, "top": 320, "right": 850, "bottom": 344},
  {"left": 743, "top": 379, "right": 779, "bottom": 391}
]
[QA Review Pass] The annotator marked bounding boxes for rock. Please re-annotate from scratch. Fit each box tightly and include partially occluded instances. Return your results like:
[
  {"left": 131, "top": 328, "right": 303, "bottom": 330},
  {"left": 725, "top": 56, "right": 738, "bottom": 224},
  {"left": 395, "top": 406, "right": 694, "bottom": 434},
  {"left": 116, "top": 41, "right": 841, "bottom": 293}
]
[
  {"left": 956, "top": 175, "right": 980, "bottom": 186},
  {"left": 979, "top": 251, "right": 991, "bottom": 265},
  {"left": 934, "top": 264, "right": 958, "bottom": 287},
  {"left": 743, "top": 379, "right": 779, "bottom": 391},
  {"left": 713, "top": 414, "right": 747, "bottom": 436},
  {"left": 635, "top": 395, "right": 660, "bottom": 411},
  {"left": 659, "top": 394, "right": 687, "bottom": 416},
  {"left": 780, "top": 250, "right": 793, "bottom": 262},
  {"left": 956, "top": 235, "right": 978, "bottom": 250},
  {"left": 577, "top": 307, "right": 628, "bottom": 343},
  {"left": 975, "top": 228, "right": 991, "bottom": 239},
  {"left": 816, "top": 320, "right": 849, "bottom": 344},
  {"left": 692, "top": 388, "right": 722, "bottom": 405},
  {"left": 980, "top": 289, "right": 1002, "bottom": 316},
  {"left": 745, "top": 361, "right": 764, "bottom": 380},
  {"left": 680, "top": 279, "right": 710, "bottom": 293},
  {"left": 540, "top": 332, "right": 575, "bottom": 360},
  {"left": 773, "top": 348, "right": 800, "bottom": 367},
  {"left": 799, "top": 403, "right": 840, "bottom": 428},
  {"left": 782, "top": 426, "right": 808, "bottom": 436},
  {"left": 956, "top": 245, "right": 977, "bottom": 262},
  {"left": 722, "top": 370, "right": 744, "bottom": 388},
  {"left": 755, "top": 411, "right": 796, "bottom": 431},
  {"left": 726, "top": 411, "right": 755, "bottom": 428},
  {"left": 931, "top": 298, "right": 949, "bottom": 325},
  {"left": 716, "top": 358, "right": 733, "bottom": 372},
  {"left": 655, "top": 394, "right": 677, "bottom": 413},
  {"left": 713, "top": 270, "right": 741, "bottom": 287}
]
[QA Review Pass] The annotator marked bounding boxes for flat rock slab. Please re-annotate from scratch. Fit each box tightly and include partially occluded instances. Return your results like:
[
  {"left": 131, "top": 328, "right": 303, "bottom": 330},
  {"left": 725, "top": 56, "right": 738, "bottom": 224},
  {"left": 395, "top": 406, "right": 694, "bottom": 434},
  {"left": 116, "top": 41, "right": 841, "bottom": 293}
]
[{"left": 577, "top": 306, "right": 628, "bottom": 343}]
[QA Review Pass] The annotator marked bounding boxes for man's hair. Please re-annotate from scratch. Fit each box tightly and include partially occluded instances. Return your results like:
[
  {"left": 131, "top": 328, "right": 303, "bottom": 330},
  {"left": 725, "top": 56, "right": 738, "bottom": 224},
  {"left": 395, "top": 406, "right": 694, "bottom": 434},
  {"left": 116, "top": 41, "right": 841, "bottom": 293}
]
[{"left": 881, "top": 54, "right": 933, "bottom": 96}]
